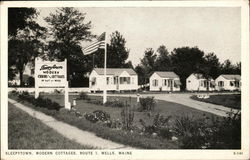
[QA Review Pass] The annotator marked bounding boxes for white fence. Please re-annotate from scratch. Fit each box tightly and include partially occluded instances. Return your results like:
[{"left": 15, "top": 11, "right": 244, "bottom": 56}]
[{"left": 8, "top": 87, "right": 89, "bottom": 93}]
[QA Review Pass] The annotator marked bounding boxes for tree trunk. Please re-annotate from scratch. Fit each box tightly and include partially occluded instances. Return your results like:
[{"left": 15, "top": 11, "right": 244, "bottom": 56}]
[{"left": 19, "top": 70, "right": 23, "bottom": 86}]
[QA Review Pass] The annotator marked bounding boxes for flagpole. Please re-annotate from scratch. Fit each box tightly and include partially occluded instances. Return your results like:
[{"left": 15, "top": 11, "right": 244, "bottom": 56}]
[{"left": 103, "top": 32, "right": 107, "bottom": 104}]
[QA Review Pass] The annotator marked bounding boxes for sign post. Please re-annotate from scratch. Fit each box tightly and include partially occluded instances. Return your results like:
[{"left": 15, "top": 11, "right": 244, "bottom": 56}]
[{"left": 35, "top": 57, "right": 71, "bottom": 109}]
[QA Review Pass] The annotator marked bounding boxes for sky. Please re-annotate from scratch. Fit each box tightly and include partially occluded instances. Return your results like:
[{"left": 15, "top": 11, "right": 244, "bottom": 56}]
[{"left": 36, "top": 7, "right": 241, "bottom": 66}]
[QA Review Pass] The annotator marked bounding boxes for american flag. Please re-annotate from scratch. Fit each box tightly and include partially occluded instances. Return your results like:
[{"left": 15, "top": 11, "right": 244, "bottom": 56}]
[{"left": 82, "top": 32, "right": 105, "bottom": 55}]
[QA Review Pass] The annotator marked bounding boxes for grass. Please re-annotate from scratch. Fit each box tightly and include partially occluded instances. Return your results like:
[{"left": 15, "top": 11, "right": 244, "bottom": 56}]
[
  {"left": 9, "top": 94, "right": 180, "bottom": 149},
  {"left": 8, "top": 103, "right": 93, "bottom": 149},
  {"left": 190, "top": 94, "right": 241, "bottom": 109},
  {"left": 39, "top": 94, "right": 222, "bottom": 137}
]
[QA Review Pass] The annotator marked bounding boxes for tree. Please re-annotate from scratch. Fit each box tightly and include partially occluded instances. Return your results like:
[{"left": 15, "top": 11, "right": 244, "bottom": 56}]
[
  {"left": 200, "top": 53, "right": 220, "bottom": 79},
  {"left": 107, "top": 31, "right": 130, "bottom": 68},
  {"left": 154, "top": 45, "right": 172, "bottom": 71},
  {"left": 92, "top": 31, "right": 131, "bottom": 68},
  {"left": 171, "top": 46, "right": 205, "bottom": 90},
  {"left": 44, "top": 7, "right": 95, "bottom": 86},
  {"left": 8, "top": 8, "right": 37, "bottom": 37},
  {"left": 219, "top": 60, "right": 241, "bottom": 75},
  {"left": 8, "top": 8, "right": 46, "bottom": 86},
  {"left": 135, "top": 48, "right": 157, "bottom": 86}
]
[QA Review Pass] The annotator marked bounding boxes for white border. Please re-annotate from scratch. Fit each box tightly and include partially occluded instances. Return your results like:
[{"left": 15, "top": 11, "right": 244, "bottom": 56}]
[{"left": 1, "top": 1, "right": 249, "bottom": 160}]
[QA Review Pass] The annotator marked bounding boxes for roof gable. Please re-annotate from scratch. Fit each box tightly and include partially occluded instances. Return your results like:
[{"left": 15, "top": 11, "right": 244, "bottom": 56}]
[
  {"left": 93, "top": 68, "right": 137, "bottom": 76},
  {"left": 154, "top": 71, "right": 179, "bottom": 79}
]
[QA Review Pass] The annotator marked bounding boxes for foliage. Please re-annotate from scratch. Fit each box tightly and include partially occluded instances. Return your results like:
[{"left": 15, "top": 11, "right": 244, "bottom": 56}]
[
  {"left": 17, "top": 91, "right": 62, "bottom": 111},
  {"left": 45, "top": 7, "right": 95, "bottom": 86},
  {"left": 173, "top": 112, "right": 241, "bottom": 149},
  {"left": 154, "top": 45, "right": 172, "bottom": 71},
  {"left": 104, "top": 98, "right": 125, "bottom": 108},
  {"left": 139, "top": 114, "right": 173, "bottom": 139},
  {"left": 84, "top": 113, "right": 99, "bottom": 123},
  {"left": 91, "top": 31, "right": 132, "bottom": 68},
  {"left": 8, "top": 8, "right": 46, "bottom": 85},
  {"left": 78, "top": 92, "right": 90, "bottom": 100},
  {"left": 93, "top": 110, "right": 111, "bottom": 122},
  {"left": 138, "top": 97, "right": 156, "bottom": 112},
  {"left": 8, "top": 8, "right": 37, "bottom": 37},
  {"left": 135, "top": 46, "right": 241, "bottom": 90},
  {"left": 121, "top": 102, "right": 134, "bottom": 130}
]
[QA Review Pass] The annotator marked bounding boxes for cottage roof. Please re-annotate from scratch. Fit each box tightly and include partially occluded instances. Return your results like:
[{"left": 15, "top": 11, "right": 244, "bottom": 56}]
[
  {"left": 93, "top": 68, "right": 137, "bottom": 76},
  {"left": 154, "top": 71, "right": 179, "bottom": 79},
  {"left": 221, "top": 74, "right": 241, "bottom": 81}
]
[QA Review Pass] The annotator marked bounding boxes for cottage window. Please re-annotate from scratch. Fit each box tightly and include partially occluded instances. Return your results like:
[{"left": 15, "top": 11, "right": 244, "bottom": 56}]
[
  {"left": 235, "top": 81, "right": 240, "bottom": 87},
  {"left": 218, "top": 81, "right": 224, "bottom": 87},
  {"left": 230, "top": 81, "right": 234, "bottom": 86},
  {"left": 120, "top": 77, "right": 130, "bottom": 84},
  {"left": 91, "top": 77, "right": 96, "bottom": 86},
  {"left": 200, "top": 81, "right": 204, "bottom": 87},
  {"left": 163, "top": 79, "right": 167, "bottom": 86},
  {"left": 167, "top": 79, "right": 172, "bottom": 87},
  {"left": 106, "top": 77, "right": 110, "bottom": 85},
  {"left": 152, "top": 79, "right": 158, "bottom": 86}
]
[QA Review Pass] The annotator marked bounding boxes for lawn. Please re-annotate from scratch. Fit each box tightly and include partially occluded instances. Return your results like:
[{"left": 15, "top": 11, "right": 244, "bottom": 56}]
[
  {"left": 9, "top": 92, "right": 240, "bottom": 149},
  {"left": 8, "top": 103, "right": 93, "bottom": 149},
  {"left": 191, "top": 94, "right": 241, "bottom": 109},
  {"left": 42, "top": 94, "right": 221, "bottom": 127}
]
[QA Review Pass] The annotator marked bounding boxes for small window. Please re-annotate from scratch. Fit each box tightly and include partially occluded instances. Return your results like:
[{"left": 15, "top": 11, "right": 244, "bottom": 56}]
[
  {"left": 163, "top": 79, "right": 167, "bottom": 86},
  {"left": 230, "top": 81, "right": 234, "bottom": 86},
  {"left": 218, "top": 81, "right": 224, "bottom": 87},
  {"left": 152, "top": 79, "right": 158, "bottom": 86},
  {"left": 107, "top": 77, "right": 109, "bottom": 85}
]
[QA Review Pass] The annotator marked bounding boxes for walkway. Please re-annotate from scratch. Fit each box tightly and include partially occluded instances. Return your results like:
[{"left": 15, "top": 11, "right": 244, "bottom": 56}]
[
  {"left": 89, "top": 93, "right": 240, "bottom": 117},
  {"left": 8, "top": 98, "right": 135, "bottom": 149}
]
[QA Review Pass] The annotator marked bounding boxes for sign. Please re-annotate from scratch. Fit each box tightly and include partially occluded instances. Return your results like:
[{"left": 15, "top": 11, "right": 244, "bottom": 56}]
[
  {"left": 35, "top": 57, "right": 71, "bottom": 109},
  {"left": 35, "top": 58, "right": 67, "bottom": 88}
]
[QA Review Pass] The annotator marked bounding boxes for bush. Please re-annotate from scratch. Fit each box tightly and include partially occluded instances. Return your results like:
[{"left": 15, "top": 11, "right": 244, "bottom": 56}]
[
  {"left": 79, "top": 92, "right": 90, "bottom": 100},
  {"left": 105, "top": 99, "right": 125, "bottom": 108},
  {"left": 173, "top": 112, "right": 241, "bottom": 149},
  {"left": 93, "top": 110, "right": 111, "bottom": 122},
  {"left": 138, "top": 97, "right": 156, "bottom": 112},
  {"left": 18, "top": 91, "right": 62, "bottom": 111},
  {"left": 139, "top": 114, "right": 173, "bottom": 139},
  {"left": 84, "top": 113, "right": 99, "bottom": 123}
]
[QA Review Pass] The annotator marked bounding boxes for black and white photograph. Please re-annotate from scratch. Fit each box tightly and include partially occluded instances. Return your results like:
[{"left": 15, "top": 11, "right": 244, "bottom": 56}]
[{"left": 1, "top": 1, "right": 249, "bottom": 160}]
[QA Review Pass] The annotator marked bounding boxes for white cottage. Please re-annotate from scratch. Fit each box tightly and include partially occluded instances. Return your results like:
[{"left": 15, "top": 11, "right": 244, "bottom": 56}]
[
  {"left": 186, "top": 73, "right": 215, "bottom": 91},
  {"left": 89, "top": 68, "right": 138, "bottom": 92},
  {"left": 215, "top": 74, "right": 241, "bottom": 91},
  {"left": 149, "top": 71, "right": 181, "bottom": 91}
]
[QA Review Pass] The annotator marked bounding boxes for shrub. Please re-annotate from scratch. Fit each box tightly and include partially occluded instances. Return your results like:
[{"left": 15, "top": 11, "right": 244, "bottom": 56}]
[
  {"left": 138, "top": 97, "right": 156, "bottom": 112},
  {"left": 139, "top": 114, "right": 173, "bottom": 139},
  {"left": 79, "top": 92, "right": 90, "bottom": 100},
  {"left": 121, "top": 102, "right": 134, "bottom": 130},
  {"left": 173, "top": 112, "right": 241, "bottom": 149},
  {"left": 17, "top": 91, "right": 62, "bottom": 111},
  {"left": 105, "top": 99, "right": 125, "bottom": 108},
  {"left": 84, "top": 113, "right": 99, "bottom": 123},
  {"left": 93, "top": 110, "right": 111, "bottom": 122}
]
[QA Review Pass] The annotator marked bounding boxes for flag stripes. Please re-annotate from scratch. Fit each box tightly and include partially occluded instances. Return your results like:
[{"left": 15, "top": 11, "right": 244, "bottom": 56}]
[{"left": 82, "top": 32, "right": 105, "bottom": 55}]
